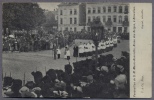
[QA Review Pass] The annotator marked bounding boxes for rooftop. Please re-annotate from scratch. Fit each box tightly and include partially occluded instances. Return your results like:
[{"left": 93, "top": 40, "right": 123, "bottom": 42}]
[{"left": 58, "top": 3, "right": 79, "bottom": 7}]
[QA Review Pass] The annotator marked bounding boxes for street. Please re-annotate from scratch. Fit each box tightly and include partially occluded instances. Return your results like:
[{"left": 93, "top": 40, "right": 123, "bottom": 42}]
[{"left": 2, "top": 40, "right": 129, "bottom": 83}]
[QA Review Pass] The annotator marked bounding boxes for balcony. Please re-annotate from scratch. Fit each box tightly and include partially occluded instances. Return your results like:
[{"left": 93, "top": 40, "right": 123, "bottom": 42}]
[{"left": 122, "top": 21, "right": 129, "bottom": 27}]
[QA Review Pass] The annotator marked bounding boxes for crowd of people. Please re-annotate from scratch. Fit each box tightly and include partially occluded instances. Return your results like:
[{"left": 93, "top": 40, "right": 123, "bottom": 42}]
[
  {"left": 3, "top": 51, "right": 129, "bottom": 98},
  {"left": 2, "top": 29, "right": 129, "bottom": 53},
  {"left": 55, "top": 34, "right": 119, "bottom": 60},
  {"left": 2, "top": 29, "right": 130, "bottom": 98}
]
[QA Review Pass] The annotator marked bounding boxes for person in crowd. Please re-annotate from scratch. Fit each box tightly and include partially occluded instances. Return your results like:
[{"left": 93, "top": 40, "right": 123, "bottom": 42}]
[
  {"left": 78, "top": 42, "right": 84, "bottom": 57},
  {"left": 73, "top": 44, "right": 78, "bottom": 57},
  {"left": 64, "top": 46, "right": 67, "bottom": 59},
  {"left": 84, "top": 43, "right": 88, "bottom": 57},
  {"left": 66, "top": 48, "right": 71, "bottom": 61},
  {"left": 57, "top": 47, "right": 61, "bottom": 59}
]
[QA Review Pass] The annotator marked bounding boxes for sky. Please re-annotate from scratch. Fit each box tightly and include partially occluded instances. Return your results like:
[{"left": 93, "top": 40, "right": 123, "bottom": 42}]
[{"left": 38, "top": 2, "right": 60, "bottom": 11}]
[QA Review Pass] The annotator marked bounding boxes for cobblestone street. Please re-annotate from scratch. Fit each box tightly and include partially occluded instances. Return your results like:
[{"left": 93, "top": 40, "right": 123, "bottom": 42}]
[{"left": 2, "top": 40, "right": 129, "bottom": 82}]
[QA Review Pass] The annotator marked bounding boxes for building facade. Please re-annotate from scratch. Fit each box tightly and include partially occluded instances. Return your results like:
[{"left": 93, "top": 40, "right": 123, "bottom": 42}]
[
  {"left": 57, "top": 3, "right": 86, "bottom": 32},
  {"left": 57, "top": 3, "right": 129, "bottom": 33},
  {"left": 86, "top": 3, "right": 129, "bottom": 33}
]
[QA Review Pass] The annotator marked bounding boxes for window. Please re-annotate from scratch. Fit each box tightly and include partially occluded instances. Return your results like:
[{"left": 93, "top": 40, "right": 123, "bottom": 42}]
[
  {"left": 108, "top": 6, "right": 111, "bottom": 12},
  {"left": 118, "top": 27, "right": 122, "bottom": 32},
  {"left": 119, "top": 16, "right": 122, "bottom": 23},
  {"left": 60, "top": 10, "right": 63, "bottom": 15},
  {"left": 103, "top": 7, "right": 106, "bottom": 13},
  {"left": 124, "top": 15, "right": 128, "bottom": 21},
  {"left": 70, "top": 27, "right": 72, "bottom": 31},
  {"left": 88, "top": 8, "right": 91, "bottom": 14},
  {"left": 103, "top": 16, "right": 106, "bottom": 22},
  {"left": 113, "top": 27, "right": 116, "bottom": 32},
  {"left": 70, "top": 9, "right": 72, "bottom": 15},
  {"left": 124, "top": 27, "right": 127, "bottom": 32},
  {"left": 60, "top": 18, "right": 63, "bottom": 24},
  {"left": 98, "top": 7, "right": 101, "bottom": 13},
  {"left": 74, "top": 27, "right": 77, "bottom": 32},
  {"left": 74, "top": 9, "right": 77, "bottom": 15},
  {"left": 74, "top": 18, "right": 77, "bottom": 24},
  {"left": 125, "top": 6, "right": 128, "bottom": 13},
  {"left": 88, "top": 16, "right": 91, "bottom": 22},
  {"left": 108, "top": 16, "right": 111, "bottom": 21},
  {"left": 93, "top": 8, "right": 96, "bottom": 13},
  {"left": 113, "top": 15, "right": 117, "bottom": 22},
  {"left": 119, "top": 6, "right": 122, "bottom": 13},
  {"left": 70, "top": 18, "right": 72, "bottom": 24},
  {"left": 114, "top": 6, "right": 117, "bottom": 12}
]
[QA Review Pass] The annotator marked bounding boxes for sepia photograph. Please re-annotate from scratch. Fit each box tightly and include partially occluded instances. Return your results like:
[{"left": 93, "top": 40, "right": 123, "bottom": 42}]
[{"left": 2, "top": 2, "right": 130, "bottom": 98}]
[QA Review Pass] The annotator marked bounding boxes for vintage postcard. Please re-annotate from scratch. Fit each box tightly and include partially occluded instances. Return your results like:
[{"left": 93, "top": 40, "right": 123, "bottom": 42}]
[{"left": 1, "top": 2, "right": 152, "bottom": 98}]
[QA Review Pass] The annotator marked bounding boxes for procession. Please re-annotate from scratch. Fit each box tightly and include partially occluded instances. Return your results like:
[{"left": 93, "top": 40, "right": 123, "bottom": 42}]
[
  {"left": 2, "top": 2, "right": 130, "bottom": 99},
  {"left": 59, "top": 35, "right": 119, "bottom": 59}
]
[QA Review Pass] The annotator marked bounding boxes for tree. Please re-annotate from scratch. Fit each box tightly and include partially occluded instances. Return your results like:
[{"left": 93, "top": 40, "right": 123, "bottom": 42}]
[
  {"left": 43, "top": 11, "right": 58, "bottom": 32},
  {"left": 2, "top": 3, "right": 46, "bottom": 35}
]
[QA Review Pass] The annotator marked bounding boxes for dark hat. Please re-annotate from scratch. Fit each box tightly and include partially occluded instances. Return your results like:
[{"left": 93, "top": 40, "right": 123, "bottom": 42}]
[
  {"left": 3, "top": 77, "right": 13, "bottom": 87},
  {"left": 87, "top": 75, "right": 93, "bottom": 83},
  {"left": 11, "top": 79, "right": 22, "bottom": 93},
  {"left": 25, "top": 81, "right": 35, "bottom": 89}
]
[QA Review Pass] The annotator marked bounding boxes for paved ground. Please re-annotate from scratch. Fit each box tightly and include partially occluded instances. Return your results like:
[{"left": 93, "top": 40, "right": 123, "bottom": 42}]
[{"left": 2, "top": 40, "right": 129, "bottom": 83}]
